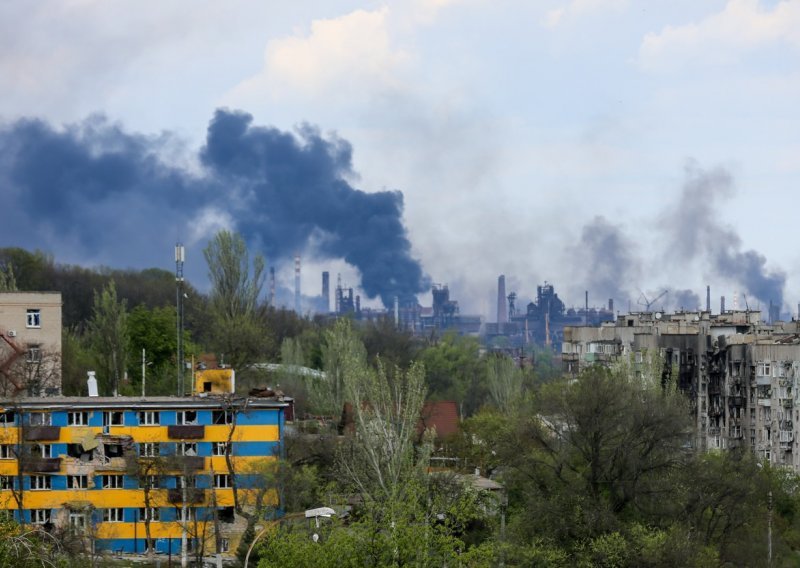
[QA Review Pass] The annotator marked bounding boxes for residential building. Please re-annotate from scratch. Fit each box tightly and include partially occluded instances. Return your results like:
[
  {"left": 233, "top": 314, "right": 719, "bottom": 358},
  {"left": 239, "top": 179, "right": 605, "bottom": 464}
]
[
  {"left": 0, "top": 389, "right": 288, "bottom": 557},
  {"left": 562, "top": 310, "right": 800, "bottom": 470},
  {"left": 0, "top": 292, "right": 62, "bottom": 396}
]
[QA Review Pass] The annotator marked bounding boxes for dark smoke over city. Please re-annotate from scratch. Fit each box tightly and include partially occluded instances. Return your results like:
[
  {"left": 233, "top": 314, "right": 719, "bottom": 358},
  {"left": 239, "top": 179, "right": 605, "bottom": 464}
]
[{"left": 0, "top": 109, "right": 428, "bottom": 307}]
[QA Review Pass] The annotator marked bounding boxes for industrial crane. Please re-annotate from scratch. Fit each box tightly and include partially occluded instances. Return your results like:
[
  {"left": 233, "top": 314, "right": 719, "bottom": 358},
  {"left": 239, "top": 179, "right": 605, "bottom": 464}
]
[{"left": 637, "top": 289, "right": 668, "bottom": 312}]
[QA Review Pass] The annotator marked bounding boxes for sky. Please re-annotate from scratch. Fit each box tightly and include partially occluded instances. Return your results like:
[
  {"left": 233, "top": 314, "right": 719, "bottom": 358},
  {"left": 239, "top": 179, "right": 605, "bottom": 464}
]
[{"left": 1, "top": 0, "right": 798, "bottom": 318}]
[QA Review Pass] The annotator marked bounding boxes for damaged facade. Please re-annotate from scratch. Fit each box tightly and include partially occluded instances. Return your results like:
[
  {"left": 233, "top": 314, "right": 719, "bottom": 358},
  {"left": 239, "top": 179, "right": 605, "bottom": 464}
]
[
  {"left": 562, "top": 310, "right": 800, "bottom": 469},
  {"left": 0, "top": 378, "right": 287, "bottom": 557}
]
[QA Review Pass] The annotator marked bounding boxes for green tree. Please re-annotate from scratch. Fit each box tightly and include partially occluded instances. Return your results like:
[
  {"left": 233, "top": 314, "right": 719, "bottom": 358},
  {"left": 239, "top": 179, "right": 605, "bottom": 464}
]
[
  {"left": 313, "top": 319, "right": 366, "bottom": 416},
  {"left": 0, "top": 262, "right": 17, "bottom": 291},
  {"left": 419, "top": 333, "right": 486, "bottom": 416},
  {"left": 203, "top": 230, "right": 268, "bottom": 370},
  {"left": 86, "top": 280, "right": 129, "bottom": 395}
]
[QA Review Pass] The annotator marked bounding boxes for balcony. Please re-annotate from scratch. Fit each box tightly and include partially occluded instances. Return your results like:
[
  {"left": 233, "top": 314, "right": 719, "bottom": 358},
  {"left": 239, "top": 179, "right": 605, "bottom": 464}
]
[
  {"left": 167, "top": 488, "right": 205, "bottom": 505},
  {"left": 729, "top": 395, "right": 744, "bottom": 407},
  {"left": 24, "top": 426, "right": 61, "bottom": 441},
  {"left": 167, "top": 425, "right": 205, "bottom": 440},
  {"left": 173, "top": 456, "right": 205, "bottom": 472},
  {"left": 21, "top": 458, "right": 61, "bottom": 473},
  {"left": 782, "top": 399, "right": 794, "bottom": 409}
]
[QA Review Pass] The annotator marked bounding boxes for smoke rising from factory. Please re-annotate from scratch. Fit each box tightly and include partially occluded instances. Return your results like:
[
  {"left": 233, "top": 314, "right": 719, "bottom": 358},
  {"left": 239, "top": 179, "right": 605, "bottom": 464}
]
[
  {"left": 0, "top": 109, "right": 429, "bottom": 307},
  {"left": 575, "top": 161, "right": 786, "bottom": 313}
]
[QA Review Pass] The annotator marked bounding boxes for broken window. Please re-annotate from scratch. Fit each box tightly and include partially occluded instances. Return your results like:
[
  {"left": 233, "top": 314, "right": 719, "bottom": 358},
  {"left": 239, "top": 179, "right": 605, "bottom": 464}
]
[
  {"left": 29, "top": 412, "right": 51, "bottom": 426},
  {"left": 212, "top": 410, "right": 232, "bottom": 425},
  {"left": 104, "top": 443, "right": 124, "bottom": 458},
  {"left": 103, "top": 475, "right": 123, "bottom": 489},
  {"left": 177, "top": 442, "right": 197, "bottom": 457},
  {"left": 30, "top": 444, "right": 52, "bottom": 458},
  {"left": 0, "top": 445, "right": 13, "bottom": 459},
  {"left": 139, "top": 443, "right": 160, "bottom": 457},
  {"left": 203, "top": 382, "right": 212, "bottom": 393},
  {"left": 218, "top": 506, "right": 235, "bottom": 524},
  {"left": 214, "top": 474, "right": 231, "bottom": 488},
  {"left": 30, "top": 509, "right": 51, "bottom": 525},
  {"left": 212, "top": 442, "right": 228, "bottom": 456},
  {"left": 177, "top": 410, "right": 198, "bottom": 425},
  {"left": 0, "top": 411, "right": 15, "bottom": 426},
  {"left": 103, "top": 411, "right": 124, "bottom": 427}
]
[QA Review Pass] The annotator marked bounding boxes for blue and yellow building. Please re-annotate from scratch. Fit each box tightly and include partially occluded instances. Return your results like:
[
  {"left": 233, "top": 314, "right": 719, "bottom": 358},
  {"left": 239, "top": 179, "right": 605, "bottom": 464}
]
[{"left": 0, "top": 376, "right": 288, "bottom": 557}]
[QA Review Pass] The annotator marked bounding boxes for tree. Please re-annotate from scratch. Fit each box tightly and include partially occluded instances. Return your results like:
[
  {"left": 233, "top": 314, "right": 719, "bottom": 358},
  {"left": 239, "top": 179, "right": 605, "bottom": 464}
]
[
  {"left": 86, "top": 281, "right": 128, "bottom": 395},
  {"left": 0, "top": 262, "right": 17, "bottom": 292},
  {"left": 203, "top": 230, "right": 267, "bottom": 370},
  {"left": 485, "top": 354, "right": 524, "bottom": 413},
  {"left": 419, "top": 333, "right": 486, "bottom": 416},
  {"left": 313, "top": 319, "right": 365, "bottom": 417}
]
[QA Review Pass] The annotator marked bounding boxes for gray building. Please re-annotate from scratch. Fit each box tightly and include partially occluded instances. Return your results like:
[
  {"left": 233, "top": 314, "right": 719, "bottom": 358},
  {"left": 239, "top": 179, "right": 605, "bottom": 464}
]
[{"left": 562, "top": 310, "right": 800, "bottom": 470}]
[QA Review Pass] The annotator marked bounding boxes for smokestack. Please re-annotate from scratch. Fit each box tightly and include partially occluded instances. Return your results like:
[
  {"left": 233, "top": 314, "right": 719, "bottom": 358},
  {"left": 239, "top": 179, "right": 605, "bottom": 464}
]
[
  {"left": 497, "top": 275, "right": 508, "bottom": 324},
  {"left": 355, "top": 295, "right": 361, "bottom": 314},
  {"left": 269, "top": 267, "right": 275, "bottom": 307},
  {"left": 322, "top": 271, "right": 330, "bottom": 313},
  {"left": 721, "top": 296, "right": 726, "bottom": 313},
  {"left": 294, "top": 255, "right": 301, "bottom": 315},
  {"left": 394, "top": 296, "right": 399, "bottom": 327},
  {"left": 608, "top": 298, "right": 613, "bottom": 313},
  {"left": 585, "top": 291, "right": 589, "bottom": 325},
  {"left": 706, "top": 285, "right": 711, "bottom": 313}
]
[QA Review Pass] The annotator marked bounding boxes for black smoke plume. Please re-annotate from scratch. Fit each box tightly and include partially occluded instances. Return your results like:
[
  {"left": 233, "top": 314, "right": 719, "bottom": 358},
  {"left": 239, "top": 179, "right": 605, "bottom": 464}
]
[
  {"left": 664, "top": 161, "right": 785, "bottom": 309},
  {"left": 0, "top": 110, "right": 428, "bottom": 306},
  {"left": 574, "top": 216, "right": 640, "bottom": 305}
]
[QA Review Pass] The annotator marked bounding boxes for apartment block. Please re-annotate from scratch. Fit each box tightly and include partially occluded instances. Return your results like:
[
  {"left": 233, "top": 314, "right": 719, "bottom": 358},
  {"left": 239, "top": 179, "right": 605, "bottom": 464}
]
[
  {"left": 0, "top": 292, "right": 62, "bottom": 396},
  {"left": 562, "top": 310, "right": 800, "bottom": 470},
  {"left": 0, "top": 391, "right": 288, "bottom": 557}
]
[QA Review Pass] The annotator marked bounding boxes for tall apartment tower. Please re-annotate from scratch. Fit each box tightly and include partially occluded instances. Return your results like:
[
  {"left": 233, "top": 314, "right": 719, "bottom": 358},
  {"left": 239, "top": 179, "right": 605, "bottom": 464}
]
[
  {"left": 321, "top": 271, "right": 330, "bottom": 313},
  {"left": 497, "top": 275, "right": 508, "bottom": 324}
]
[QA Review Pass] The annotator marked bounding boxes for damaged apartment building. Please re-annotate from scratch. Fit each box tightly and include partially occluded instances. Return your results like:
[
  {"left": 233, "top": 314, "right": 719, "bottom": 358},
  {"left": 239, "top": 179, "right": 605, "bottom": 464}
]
[
  {"left": 0, "top": 368, "right": 290, "bottom": 558},
  {"left": 562, "top": 309, "right": 800, "bottom": 470}
]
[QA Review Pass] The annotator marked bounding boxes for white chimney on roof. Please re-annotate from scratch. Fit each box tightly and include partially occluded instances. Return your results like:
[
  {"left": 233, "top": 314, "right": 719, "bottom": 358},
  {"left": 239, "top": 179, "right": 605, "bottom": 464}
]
[{"left": 87, "top": 371, "right": 99, "bottom": 397}]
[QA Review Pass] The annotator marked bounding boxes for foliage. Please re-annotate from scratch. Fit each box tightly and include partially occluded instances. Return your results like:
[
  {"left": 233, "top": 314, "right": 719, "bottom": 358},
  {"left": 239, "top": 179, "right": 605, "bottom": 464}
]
[
  {"left": 0, "top": 518, "right": 81, "bottom": 567},
  {"left": 86, "top": 280, "right": 129, "bottom": 395},
  {"left": 419, "top": 333, "right": 486, "bottom": 416},
  {"left": 485, "top": 354, "right": 524, "bottom": 413},
  {"left": 313, "top": 319, "right": 365, "bottom": 416},
  {"left": 0, "top": 261, "right": 17, "bottom": 291}
]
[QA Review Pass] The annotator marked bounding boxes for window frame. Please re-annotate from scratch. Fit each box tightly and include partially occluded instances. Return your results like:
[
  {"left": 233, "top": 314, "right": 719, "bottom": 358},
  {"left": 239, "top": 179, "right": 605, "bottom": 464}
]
[
  {"left": 0, "top": 475, "right": 13, "bottom": 490},
  {"left": 67, "top": 475, "right": 88, "bottom": 489},
  {"left": 28, "top": 412, "right": 51, "bottom": 426},
  {"left": 26, "top": 309, "right": 41, "bottom": 329},
  {"left": 177, "top": 410, "right": 198, "bottom": 425},
  {"left": 139, "top": 507, "right": 160, "bottom": 522},
  {"left": 102, "top": 508, "right": 124, "bottom": 523},
  {"left": 139, "top": 443, "right": 160, "bottom": 457},
  {"left": 68, "top": 411, "right": 89, "bottom": 426},
  {"left": 214, "top": 474, "right": 232, "bottom": 489},
  {"left": 31, "top": 509, "right": 51, "bottom": 525},
  {"left": 30, "top": 475, "right": 52, "bottom": 491},
  {"left": 177, "top": 442, "right": 197, "bottom": 457},
  {"left": 212, "top": 442, "right": 228, "bottom": 456},
  {"left": 138, "top": 411, "right": 160, "bottom": 426},
  {"left": 26, "top": 344, "right": 42, "bottom": 364},
  {"left": 0, "top": 445, "right": 13, "bottom": 459},
  {"left": 102, "top": 474, "right": 124, "bottom": 489}
]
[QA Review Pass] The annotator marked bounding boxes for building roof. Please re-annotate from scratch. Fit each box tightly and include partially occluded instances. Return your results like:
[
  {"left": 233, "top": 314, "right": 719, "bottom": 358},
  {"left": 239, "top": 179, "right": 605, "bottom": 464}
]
[
  {"left": 419, "top": 400, "right": 460, "bottom": 440},
  {"left": 0, "top": 395, "right": 289, "bottom": 411}
]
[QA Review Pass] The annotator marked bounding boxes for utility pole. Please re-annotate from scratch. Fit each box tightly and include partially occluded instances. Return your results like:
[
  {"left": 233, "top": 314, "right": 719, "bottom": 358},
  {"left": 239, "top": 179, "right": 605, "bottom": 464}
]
[
  {"left": 175, "top": 243, "right": 185, "bottom": 396},
  {"left": 141, "top": 348, "right": 146, "bottom": 397}
]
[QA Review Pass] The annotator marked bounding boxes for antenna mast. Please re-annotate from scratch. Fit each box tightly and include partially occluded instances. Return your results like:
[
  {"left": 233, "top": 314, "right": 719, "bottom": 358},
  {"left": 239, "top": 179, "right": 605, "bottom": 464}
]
[{"left": 175, "top": 243, "right": 185, "bottom": 396}]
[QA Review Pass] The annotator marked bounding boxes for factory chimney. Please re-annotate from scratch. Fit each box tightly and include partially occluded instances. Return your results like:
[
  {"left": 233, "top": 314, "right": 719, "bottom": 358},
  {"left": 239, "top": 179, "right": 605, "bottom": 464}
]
[
  {"left": 497, "top": 275, "right": 508, "bottom": 324},
  {"left": 394, "top": 296, "right": 400, "bottom": 327},
  {"left": 294, "top": 255, "right": 301, "bottom": 315},
  {"left": 584, "top": 291, "right": 589, "bottom": 325},
  {"left": 355, "top": 295, "right": 361, "bottom": 314},
  {"left": 608, "top": 298, "right": 614, "bottom": 313},
  {"left": 721, "top": 296, "right": 726, "bottom": 313},
  {"left": 269, "top": 267, "right": 275, "bottom": 307},
  {"left": 322, "top": 271, "right": 330, "bottom": 313},
  {"left": 706, "top": 285, "right": 711, "bottom": 313}
]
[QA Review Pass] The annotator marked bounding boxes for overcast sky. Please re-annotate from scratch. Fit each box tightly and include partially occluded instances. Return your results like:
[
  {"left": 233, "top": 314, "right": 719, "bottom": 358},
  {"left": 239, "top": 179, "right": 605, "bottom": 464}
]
[{"left": 1, "top": 0, "right": 798, "bottom": 317}]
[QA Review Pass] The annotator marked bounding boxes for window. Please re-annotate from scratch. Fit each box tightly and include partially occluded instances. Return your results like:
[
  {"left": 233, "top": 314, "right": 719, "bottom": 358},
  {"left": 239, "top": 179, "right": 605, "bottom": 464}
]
[
  {"left": 219, "top": 538, "right": 230, "bottom": 553},
  {"left": 177, "top": 410, "right": 197, "bottom": 425},
  {"left": 212, "top": 410, "right": 232, "bottom": 425},
  {"left": 68, "top": 475, "right": 88, "bottom": 489},
  {"left": 139, "top": 443, "right": 160, "bottom": 457},
  {"left": 30, "top": 475, "right": 51, "bottom": 490},
  {"left": 139, "top": 507, "right": 160, "bottom": 522},
  {"left": 29, "top": 412, "right": 51, "bottom": 426},
  {"left": 139, "top": 411, "right": 160, "bottom": 425},
  {"left": 68, "top": 411, "right": 89, "bottom": 426},
  {"left": 69, "top": 512, "right": 87, "bottom": 529},
  {"left": 103, "top": 475, "right": 123, "bottom": 489},
  {"left": 212, "top": 442, "right": 228, "bottom": 456},
  {"left": 31, "top": 509, "right": 51, "bottom": 525},
  {"left": 214, "top": 474, "right": 231, "bottom": 489},
  {"left": 104, "top": 411, "right": 124, "bottom": 426},
  {"left": 0, "top": 445, "right": 13, "bottom": 459},
  {"left": 31, "top": 444, "right": 52, "bottom": 458},
  {"left": 177, "top": 442, "right": 197, "bottom": 457},
  {"left": 26, "top": 345, "right": 41, "bottom": 364},
  {"left": 103, "top": 508, "right": 124, "bottom": 522},
  {"left": 176, "top": 475, "right": 196, "bottom": 489},
  {"left": 145, "top": 475, "right": 160, "bottom": 489},
  {"left": 0, "top": 476, "right": 13, "bottom": 490},
  {"left": 104, "top": 443, "right": 124, "bottom": 458},
  {"left": 0, "top": 411, "right": 15, "bottom": 426},
  {"left": 26, "top": 309, "right": 41, "bottom": 328}
]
